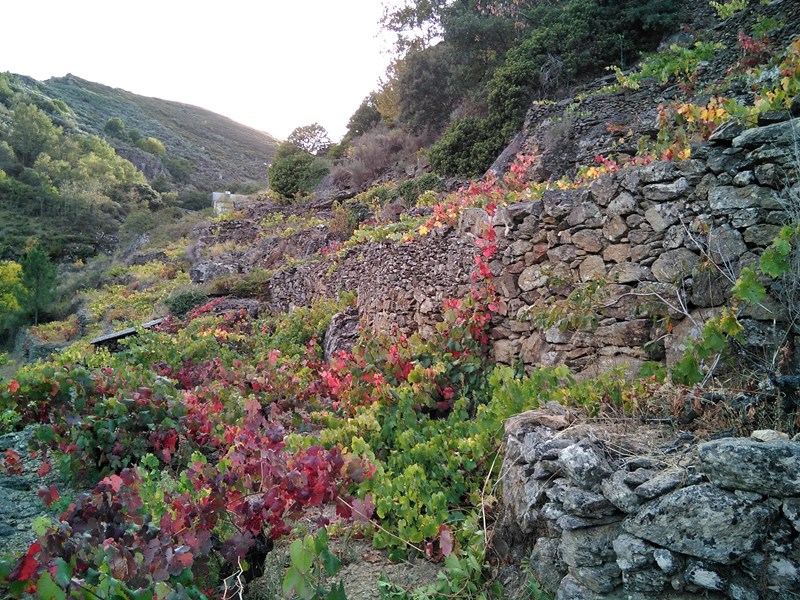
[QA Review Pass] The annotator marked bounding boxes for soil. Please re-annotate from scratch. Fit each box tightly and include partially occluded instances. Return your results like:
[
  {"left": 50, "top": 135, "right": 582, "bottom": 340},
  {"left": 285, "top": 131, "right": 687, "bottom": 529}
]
[{"left": 246, "top": 537, "right": 441, "bottom": 599}]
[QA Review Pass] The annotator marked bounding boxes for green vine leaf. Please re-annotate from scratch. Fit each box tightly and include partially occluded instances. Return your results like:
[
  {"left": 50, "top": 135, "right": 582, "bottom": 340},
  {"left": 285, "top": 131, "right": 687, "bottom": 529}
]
[{"left": 731, "top": 267, "right": 766, "bottom": 305}]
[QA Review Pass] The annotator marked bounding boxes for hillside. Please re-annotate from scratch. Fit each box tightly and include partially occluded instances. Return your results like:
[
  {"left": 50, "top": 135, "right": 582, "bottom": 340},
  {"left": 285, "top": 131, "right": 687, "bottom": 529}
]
[
  {"left": 40, "top": 74, "right": 280, "bottom": 191},
  {"left": 1, "top": 1, "right": 800, "bottom": 599}
]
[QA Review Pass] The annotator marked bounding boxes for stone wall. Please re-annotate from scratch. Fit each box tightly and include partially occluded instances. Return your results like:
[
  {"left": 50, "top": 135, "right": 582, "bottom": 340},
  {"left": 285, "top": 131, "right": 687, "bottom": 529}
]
[
  {"left": 260, "top": 118, "right": 799, "bottom": 377},
  {"left": 267, "top": 226, "right": 476, "bottom": 337},
  {"left": 487, "top": 116, "right": 800, "bottom": 376},
  {"left": 499, "top": 405, "right": 800, "bottom": 599}
]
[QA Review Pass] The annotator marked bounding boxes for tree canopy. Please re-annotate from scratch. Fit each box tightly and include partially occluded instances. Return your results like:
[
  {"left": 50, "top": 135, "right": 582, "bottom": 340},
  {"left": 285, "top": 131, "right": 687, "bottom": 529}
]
[
  {"left": 21, "top": 243, "right": 57, "bottom": 326},
  {"left": 287, "top": 123, "right": 332, "bottom": 156}
]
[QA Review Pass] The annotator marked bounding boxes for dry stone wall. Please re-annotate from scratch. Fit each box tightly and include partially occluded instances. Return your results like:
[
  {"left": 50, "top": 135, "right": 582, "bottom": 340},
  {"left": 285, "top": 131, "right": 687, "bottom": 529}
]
[
  {"left": 267, "top": 226, "right": 475, "bottom": 338},
  {"left": 500, "top": 405, "right": 800, "bottom": 599},
  {"left": 486, "top": 116, "right": 800, "bottom": 377},
  {"left": 264, "top": 117, "right": 799, "bottom": 378}
]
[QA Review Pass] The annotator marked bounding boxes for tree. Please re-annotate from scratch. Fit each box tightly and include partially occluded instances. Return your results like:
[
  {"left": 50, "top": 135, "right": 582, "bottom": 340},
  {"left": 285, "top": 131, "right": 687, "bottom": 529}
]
[
  {"left": 268, "top": 142, "right": 328, "bottom": 200},
  {"left": 9, "top": 103, "right": 60, "bottom": 167},
  {"left": 0, "top": 260, "right": 25, "bottom": 336},
  {"left": 287, "top": 124, "right": 331, "bottom": 156},
  {"left": 21, "top": 244, "right": 56, "bottom": 326},
  {"left": 397, "top": 43, "right": 458, "bottom": 133},
  {"left": 381, "top": 0, "right": 450, "bottom": 50},
  {"left": 345, "top": 94, "right": 382, "bottom": 142}
]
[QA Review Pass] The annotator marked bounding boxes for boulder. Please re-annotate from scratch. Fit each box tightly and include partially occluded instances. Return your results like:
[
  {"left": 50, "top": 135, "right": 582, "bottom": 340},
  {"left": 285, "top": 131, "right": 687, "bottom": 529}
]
[
  {"left": 323, "top": 307, "right": 360, "bottom": 361},
  {"left": 559, "top": 441, "right": 613, "bottom": 490},
  {"left": 623, "top": 484, "right": 776, "bottom": 564},
  {"left": 699, "top": 438, "right": 800, "bottom": 496},
  {"left": 708, "top": 185, "right": 779, "bottom": 211},
  {"left": 642, "top": 178, "right": 690, "bottom": 202},
  {"left": 644, "top": 202, "right": 682, "bottom": 232},
  {"left": 560, "top": 523, "right": 621, "bottom": 567},
  {"left": 732, "top": 118, "right": 800, "bottom": 149}
]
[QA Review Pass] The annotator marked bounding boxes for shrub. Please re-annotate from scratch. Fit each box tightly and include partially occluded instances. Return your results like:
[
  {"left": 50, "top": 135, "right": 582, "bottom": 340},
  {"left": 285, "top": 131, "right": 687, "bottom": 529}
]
[
  {"left": 428, "top": 117, "right": 506, "bottom": 177},
  {"left": 329, "top": 202, "right": 370, "bottom": 238},
  {"left": 268, "top": 143, "right": 329, "bottom": 200},
  {"left": 165, "top": 289, "right": 209, "bottom": 317},
  {"left": 174, "top": 191, "right": 211, "bottom": 211},
  {"left": 397, "top": 172, "right": 442, "bottom": 205},
  {"left": 162, "top": 156, "right": 195, "bottom": 183},
  {"left": 136, "top": 136, "right": 166, "bottom": 156},
  {"left": 103, "top": 117, "right": 126, "bottom": 139},
  {"left": 330, "top": 126, "right": 425, "bottom": 191}
]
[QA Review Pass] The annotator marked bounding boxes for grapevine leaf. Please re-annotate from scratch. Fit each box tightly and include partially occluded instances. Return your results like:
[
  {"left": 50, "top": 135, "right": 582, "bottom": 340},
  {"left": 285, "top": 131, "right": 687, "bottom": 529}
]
[
  {"left": 282, "top": 566, "right": 306, "bottom": 596},
  {"left": 438, "top": 524, "right": 454, "bottom": 557},
  {"left": 31, "top": 515, "right": 51, "bottom": 537},
  {"left": 290, "top": 538, "right": 313, "bottom": 573},
  {"left": 53, "top": 558, "right": 72, "bottom": 588},
  {"left": 325, "top": 582, "right": 348, "bottom": 600},
  {"left": 36, "top": 571, "right": 65, "bottom": 600},
  {"left": 672, "top": 355, "right": 702, "bottom": 385},
  {"left": 760, "top": 247, "right": 789, "bottom": 277},
  {"left": 731, "top": 267, "right": 766, "bottom": 305},
  {"left": 320, "top": 548, "right": 341, "bottom": 577},
  {"left": 8, "top": 542, "right": 40, "bottom": 582}
]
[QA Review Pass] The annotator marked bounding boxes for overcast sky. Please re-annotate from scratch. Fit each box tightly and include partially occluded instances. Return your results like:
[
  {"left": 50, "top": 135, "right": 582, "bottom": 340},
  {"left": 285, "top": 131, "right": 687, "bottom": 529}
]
[{"left": 2, "top": 0, "right": 394, "bottom": 141}]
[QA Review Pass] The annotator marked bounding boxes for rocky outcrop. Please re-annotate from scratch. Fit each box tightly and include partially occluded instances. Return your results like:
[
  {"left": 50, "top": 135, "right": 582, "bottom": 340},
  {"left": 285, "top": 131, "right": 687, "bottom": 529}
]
[{"left": 500, "top": 406, "right": 800, "bottom": 599}]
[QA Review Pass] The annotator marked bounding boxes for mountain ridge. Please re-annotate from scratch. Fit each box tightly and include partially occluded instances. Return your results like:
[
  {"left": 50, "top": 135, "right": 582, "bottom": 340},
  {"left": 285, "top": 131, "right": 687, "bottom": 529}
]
[{"left": 37, "top": 73, "right": 280, "bottom": 191}]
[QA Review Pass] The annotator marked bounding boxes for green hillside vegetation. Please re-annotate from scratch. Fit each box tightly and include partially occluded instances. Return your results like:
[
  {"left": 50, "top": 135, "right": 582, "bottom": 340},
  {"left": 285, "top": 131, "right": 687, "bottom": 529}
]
[
  {"left": 273, "top": 0, "right": 685, "bottom": 202},
  {"left": 0, "top": 73, "right": 218, "bottom": 347},
  {"left": 0, "top": 0, "right": 799, "bottom": 598},
  {"left": 40, "top": 74, "right": 280, "bottom": 193}
]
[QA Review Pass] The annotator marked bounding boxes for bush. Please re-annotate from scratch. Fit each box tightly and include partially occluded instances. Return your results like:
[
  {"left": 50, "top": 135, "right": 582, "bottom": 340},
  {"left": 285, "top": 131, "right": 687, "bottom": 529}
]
[
  {"left": 268, "top": 143, "right": 328, "bottom": 200},
  {"left": 428, "top": 117, "right": 506, "bottom": 177},
  {"left": 329, "top": 201, "right": 370, "bottom": 238},
  {"left": 397, "top": 172, "right": 442, "bottom": 205},
  {"left": 162, "top": 156, "right": 195, "bottom": 183},
  {"left": 165, "top": 289, "right": 209, "bottom": 317},
  {"left": 174, "top": 191, "right": 211, "bottom": 211},
  {"left": 136, "top": 136, "right": 166, "bottom": 156},
  {"left": 103, "top": 117, "right": 126, "bottom": 139},
  {"left": 329, "top": 126, "right": 425, "bottom": 192}
]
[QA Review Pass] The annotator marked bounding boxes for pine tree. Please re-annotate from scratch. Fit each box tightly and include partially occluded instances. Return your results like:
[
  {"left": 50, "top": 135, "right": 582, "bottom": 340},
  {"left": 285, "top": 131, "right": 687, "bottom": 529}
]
[{"left": 21, "top": 244, "right": 56, "bottom": 326}]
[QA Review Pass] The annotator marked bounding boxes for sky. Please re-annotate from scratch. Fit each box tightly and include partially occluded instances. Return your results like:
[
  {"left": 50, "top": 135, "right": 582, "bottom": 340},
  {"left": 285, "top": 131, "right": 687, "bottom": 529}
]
[{"left": 1, "top": 0, "right": 395, "bottom": 141}]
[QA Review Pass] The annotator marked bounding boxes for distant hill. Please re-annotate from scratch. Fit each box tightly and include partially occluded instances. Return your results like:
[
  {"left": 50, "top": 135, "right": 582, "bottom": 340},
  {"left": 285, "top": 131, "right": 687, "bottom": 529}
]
[{"left": 38, "top": 74, "right": 280, "bottom": 191}]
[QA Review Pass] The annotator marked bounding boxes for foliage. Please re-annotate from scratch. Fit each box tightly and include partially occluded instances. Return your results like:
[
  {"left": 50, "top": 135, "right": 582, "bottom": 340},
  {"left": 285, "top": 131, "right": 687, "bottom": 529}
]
[
  {"left": 428, "top": 117, "right": 504, "bottom": 177},
  {"left": 709, "top": 0, "right": 747, "bottom": 20},
  {"left": 0, "top": 260, "right": 26, "bottom": 336},
  {"left": 283, "top": 529, "right": 345, "bottom": 600},
  {"left": 390, "top": 0, "right": 683, "bottom": 177},
  {"left": 163, "top": 156, "right": 196, "bottom": 183},
  {"left": 136, "top": 136, "right": 167, "bottom": 156},
  {"left": 269, "top": 143, "right": 329, "bottom": 200},
  {"left": 165, "top": 289, "right": 210, "bottom": 317},
  {"left": 330, "top": 126, "right": 423, "bottom": 192},
  {"left": 397, "top": 44, "right": 459, "bottom": 134},
  {"left": 329, "top": 202, "right": 369, "bottom": 238},
  {"left": 344, "top": 93, "right": 382, "bottom": 144},
  {"left": 20, "top": 243, "right": 57, "bottom": 326},
  {"left": 608, "top": 42, "right": 724, "bottom": 90},
  {"left": 288, "top": 124, "right": 332, "bottom": 156},
  {"left": 103, "top": 117, "right": 127, "bottom": 138},
  {"left": 9, "top": 103, "right": 61, "bottom": 167},
  {"left": 672, "top": 220, "right": 800, "bottom": 385}
]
